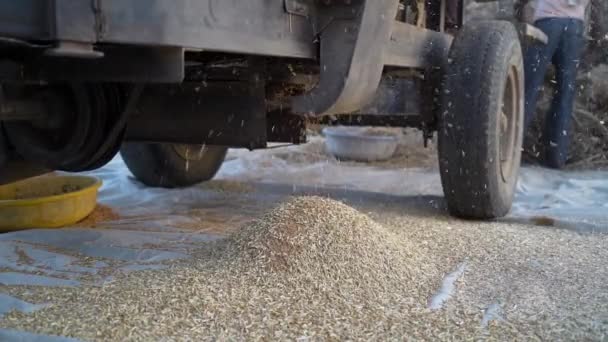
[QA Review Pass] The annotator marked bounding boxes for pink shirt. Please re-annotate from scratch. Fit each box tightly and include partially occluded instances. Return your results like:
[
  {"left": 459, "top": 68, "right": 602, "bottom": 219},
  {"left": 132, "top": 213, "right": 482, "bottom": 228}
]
[{"left": 534, "top": 0, "right": 590, "bottom": 21}]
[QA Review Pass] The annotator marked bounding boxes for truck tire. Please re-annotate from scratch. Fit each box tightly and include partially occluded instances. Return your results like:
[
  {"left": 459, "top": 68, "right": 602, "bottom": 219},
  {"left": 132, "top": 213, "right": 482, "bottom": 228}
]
[
  {"left": 438, "top": 20, "right": 524, "bottom": 219},
  {"left": 120, "top": 143, "right": 228, "bottom": 188}
]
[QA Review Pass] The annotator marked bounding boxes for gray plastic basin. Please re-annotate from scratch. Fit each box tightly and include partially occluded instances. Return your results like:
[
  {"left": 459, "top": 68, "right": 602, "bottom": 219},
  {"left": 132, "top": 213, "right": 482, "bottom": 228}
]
[{"left": 323, "top": 127, "right": 398, "bottom": 162}]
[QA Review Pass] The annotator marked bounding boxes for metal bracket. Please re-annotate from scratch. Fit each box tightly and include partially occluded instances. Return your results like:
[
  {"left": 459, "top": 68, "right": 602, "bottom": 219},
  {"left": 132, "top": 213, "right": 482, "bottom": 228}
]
[
  {"left": 44, "top": 41, "right": 104, "bottom": 59},
  {"left": 291, "top": 0, "right": 399, "bottom": 117}
]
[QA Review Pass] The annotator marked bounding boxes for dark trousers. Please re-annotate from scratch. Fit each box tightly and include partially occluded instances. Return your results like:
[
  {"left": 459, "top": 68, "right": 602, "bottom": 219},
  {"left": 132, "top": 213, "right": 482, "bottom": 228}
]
[{"left": 524, "top": 18, "right": 585, "bottom": 169}]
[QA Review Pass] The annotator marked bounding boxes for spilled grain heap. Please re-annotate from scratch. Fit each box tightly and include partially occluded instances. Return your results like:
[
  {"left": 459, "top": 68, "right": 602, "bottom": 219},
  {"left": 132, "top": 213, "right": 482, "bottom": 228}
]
[
  {"left": 218, "top": 197, "right": 438, "bottom": 303},
  {"left": 6, "top": 196, "right": 604, "bottom": 340},
  {"left": 227, "top": 197, "right": 415, "bottom": 273},
  {"left": 1, "top": 197, "right": 450, "bottom": 340}
]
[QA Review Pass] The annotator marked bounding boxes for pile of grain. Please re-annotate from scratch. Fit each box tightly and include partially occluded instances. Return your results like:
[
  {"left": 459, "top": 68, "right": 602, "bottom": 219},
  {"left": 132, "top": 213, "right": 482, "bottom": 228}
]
[
  {"left": 3, "top": 197, "right": 606, "bottom": 340},
  {"left": 222, "top": 197, "right": 431, "bottom": 295},
  {"left": 0, "top": 197, "right": 453, "bottom": 340}
]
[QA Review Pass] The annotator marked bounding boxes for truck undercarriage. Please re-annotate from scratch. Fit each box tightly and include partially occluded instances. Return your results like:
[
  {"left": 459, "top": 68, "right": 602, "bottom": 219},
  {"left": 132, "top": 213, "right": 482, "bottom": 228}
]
[{"left": 0, "top": 0, "right": 552, "bottom": 219}]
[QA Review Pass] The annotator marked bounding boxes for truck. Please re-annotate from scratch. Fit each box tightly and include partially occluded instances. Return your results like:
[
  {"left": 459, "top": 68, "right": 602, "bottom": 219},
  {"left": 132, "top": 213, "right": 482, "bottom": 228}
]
[{"left": 0, "top": 0, "right": 603, "bottom": 220}]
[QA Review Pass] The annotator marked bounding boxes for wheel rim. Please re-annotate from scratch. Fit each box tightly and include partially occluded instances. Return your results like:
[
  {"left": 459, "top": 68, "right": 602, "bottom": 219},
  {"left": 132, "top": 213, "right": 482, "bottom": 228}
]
[
  {"left": 172, "top": 144, "right": 210, "bottom": 161},
  {"left": 499, "top": 66, "right": 520, "bottom": 183}
]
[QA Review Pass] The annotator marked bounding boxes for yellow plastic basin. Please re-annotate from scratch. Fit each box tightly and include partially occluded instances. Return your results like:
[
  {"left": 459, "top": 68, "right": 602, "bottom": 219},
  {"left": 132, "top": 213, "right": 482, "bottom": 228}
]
[{"left": 0, "top": 175, "right": 102, "bottom": 231}]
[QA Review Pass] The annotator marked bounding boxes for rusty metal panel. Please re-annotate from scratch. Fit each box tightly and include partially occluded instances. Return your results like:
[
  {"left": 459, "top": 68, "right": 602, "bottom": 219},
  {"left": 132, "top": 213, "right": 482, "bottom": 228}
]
[{"left": 99, "top": 0, "right": 316, "bottom": 59}]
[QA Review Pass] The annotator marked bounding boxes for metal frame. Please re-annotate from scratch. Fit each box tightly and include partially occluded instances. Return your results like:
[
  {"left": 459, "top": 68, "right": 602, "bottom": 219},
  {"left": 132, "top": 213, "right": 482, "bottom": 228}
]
[
  {"left": 290, "top": 1, "right": 453, "bottom": 117},
  {"left": 0, "top": 0, "right": 316, "bottom": 59},
  {"left": 0, "top": 1, "right": 452, "bottom": 82},
  {"left": 291, "top": 0, "right": 399, "bottom": 116},
  {"left": 0, "top": 0, "right": 477, "bottom": 180}
]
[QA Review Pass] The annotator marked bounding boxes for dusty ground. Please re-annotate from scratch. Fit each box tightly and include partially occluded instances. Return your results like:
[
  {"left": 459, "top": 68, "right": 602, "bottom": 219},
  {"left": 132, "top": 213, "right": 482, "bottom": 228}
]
[{"left": 0, "top": 132, "right": 607, "bottom": 341}]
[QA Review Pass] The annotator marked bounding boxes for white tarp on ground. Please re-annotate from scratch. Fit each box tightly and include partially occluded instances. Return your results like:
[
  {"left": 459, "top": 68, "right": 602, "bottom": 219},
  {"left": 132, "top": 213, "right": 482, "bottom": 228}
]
[
  {"left": 0, "top": 141, "right": 606, "bottom": 340},
  {"left": 512, "top": 168, "right": 608, "bottom": 232}
]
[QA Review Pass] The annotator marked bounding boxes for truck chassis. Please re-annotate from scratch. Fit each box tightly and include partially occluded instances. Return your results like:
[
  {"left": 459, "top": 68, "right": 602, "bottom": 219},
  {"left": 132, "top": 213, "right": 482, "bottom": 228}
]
[{"left": 0, "top": 0, "right": 546, "bottom": 219}]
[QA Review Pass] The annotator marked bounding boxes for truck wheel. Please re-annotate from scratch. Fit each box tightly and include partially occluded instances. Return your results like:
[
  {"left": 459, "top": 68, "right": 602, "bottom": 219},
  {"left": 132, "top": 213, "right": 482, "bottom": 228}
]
[
  {"left": 120, "top": 143, "right": 228, "bottom": 188},
  {"left": 438, "top": 20, "right": 524, "bottom": 219}
]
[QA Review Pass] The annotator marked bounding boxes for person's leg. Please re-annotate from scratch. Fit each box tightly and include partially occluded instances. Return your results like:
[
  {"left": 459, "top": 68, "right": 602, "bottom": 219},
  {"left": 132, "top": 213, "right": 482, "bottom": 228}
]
[
  {"left": 543, "top": 19, "right": 585, "bottom": 169},
  {"left": 523, "top": 19, "right": 563, "bottom": 129}
]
